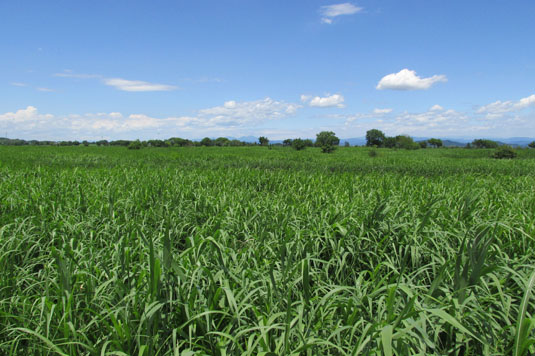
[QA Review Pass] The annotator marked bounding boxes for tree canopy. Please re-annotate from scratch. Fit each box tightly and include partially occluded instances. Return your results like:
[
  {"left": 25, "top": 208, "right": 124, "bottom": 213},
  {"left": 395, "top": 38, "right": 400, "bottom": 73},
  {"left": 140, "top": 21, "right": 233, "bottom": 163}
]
[
  {"left": 366, "top": 129, "right": 386, "bottom": 147},
  {"left": 316, "top": 131, "right": 340, "bottom": 153}
]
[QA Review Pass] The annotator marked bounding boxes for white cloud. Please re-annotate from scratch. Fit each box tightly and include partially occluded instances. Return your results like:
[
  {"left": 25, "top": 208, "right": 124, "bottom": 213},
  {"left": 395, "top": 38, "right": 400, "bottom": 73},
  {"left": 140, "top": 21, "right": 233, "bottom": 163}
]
[
  {"left": 37, "top": 87, "right": 55, "bottom": 92},
  {"left": 103, "top": 78, "right": 177, "bottom": 92},
  {"left": 4, "top": 94, "right": 534, "bottom": 140},
  {"left": 320, "top": 3, "right": 362, "bottom": 23},
  {"left": 344, "top": 106, "right": 478, "bottom": 136},
  {"left": 198, "top": 97, "right": 301, "bottom": 126},
  {"left": 10, "top": 82, "right": 55, "bottom": 92},
  {"left": 373, "top": 108, "right": 392, "bottom": 114},
  {"left": 53, "top": 71, "right": 101, "bottom": 79},
  {"left": 0, "top": 98, "right": 301, "bottom": 140},
  {"left": 376, "top": 69, "right": 447, "bottom": 90},
  {"left": 0, "top": 106, "right": 53, "bottom": 123},
  {"left": 477, "top": 94, "right": 535, "bottom": 118},
  {"left": 301, "top": 94, "right": 345, "bottom": 108},
  {"left": 342, "top": 95, "right": 535, "bottom": 137},
  {"left": 54, "top": 70, "right": 178, "bottom": 92}
]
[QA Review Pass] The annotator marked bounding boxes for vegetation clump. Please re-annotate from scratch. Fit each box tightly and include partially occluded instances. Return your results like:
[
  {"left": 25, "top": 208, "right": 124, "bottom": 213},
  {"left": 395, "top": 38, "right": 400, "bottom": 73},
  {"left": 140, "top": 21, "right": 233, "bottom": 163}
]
[
  {"left": 127, "top": 139, "right": 142, "bottom": 149},
  {"left": 472, "top": 139, "right": 499, "bottom": 149},
  {"left": 291, "top": 138, "right": 306, "bottom": 150},
  {"left": 316, "top": 131, "right": 340, "bottom": 153},
  {"left": 491, "top": 145, "right": 517, "bottom": 159}
]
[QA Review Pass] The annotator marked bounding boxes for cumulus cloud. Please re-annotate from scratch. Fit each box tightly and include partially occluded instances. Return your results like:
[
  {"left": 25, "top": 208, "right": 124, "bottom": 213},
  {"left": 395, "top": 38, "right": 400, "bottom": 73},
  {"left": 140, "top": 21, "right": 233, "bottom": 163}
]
[
  {"left": 320, "top": 3, "right": 362, "bottom": 24},
  {"left": 477, "top": 94, "right": 535, "bottom": 118},
  {"left": 198, "top": 97, "right": 301, "bottom": 126},
  {"left": 301, "top": 94, "right": 345, "bottom": 108},
  {"left": 0, "top": 106, "right": 56, "bottom": 124},
  {"left": 103, "top": 78, "right": 177, "bottom": 92},
  {"left": 0, "top": 98, "right": 302, "bottom": 140},
  {"left": 343, "top": 95, "right": 535, "bottom": 137},
  {"left": 376, "top": 69, "right": 447, "bottom": 90},
  {"left": 344, "top": 106, "right": 481, "bottom": 136}
]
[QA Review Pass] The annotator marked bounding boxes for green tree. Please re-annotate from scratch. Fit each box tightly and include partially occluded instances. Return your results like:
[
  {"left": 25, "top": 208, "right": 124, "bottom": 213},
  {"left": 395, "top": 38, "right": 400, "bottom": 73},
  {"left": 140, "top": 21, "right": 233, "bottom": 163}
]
[
  {"left": 366, "top": 129, "right": 386, "bottom": 147},
  {"left": 214, "top": 137, "right": 230, "bottom": 146},
  {"left": 303, "top": 139, "right": 314, "bottom": 147},
  {"left": 229, "top": 139, "right": 244, "bottom": 146},
  {"left": 283, "top": 139, "right": 293, "bottom": 147},
  {"left": 167, "top": 137, "right": 193, "bottom": 147},
  {"left": 316, "top": 131, "right": 339, "bottom": 153},
  {"left": 427, "top": 138, "right": 443, "bottom": 148},
  {"left": 200, "top": 137, "right": 213, "bottom": 146},
  {"left": 147, "top": 139, "right": 169, "bottom": 147},
  {"left": 383, "top": 136, "right": 397, "bottom": 148},
  {"left": 472, "top": 139, "right": 498, "bottom": 148},
  {"left": 395, "top": 135, "right": 419, "bottom": 150},
  {"left": 127, "top": 140, "right": 142, "bottom": 150},
  {"left": 291, "top": 138, "right": 306, "bottom": 151},
  {"left": 259, "top": 136, "right": 269, "bottom": 146},
  {"left": 528, "top": 141, "right": 535, "bottom": 148}
]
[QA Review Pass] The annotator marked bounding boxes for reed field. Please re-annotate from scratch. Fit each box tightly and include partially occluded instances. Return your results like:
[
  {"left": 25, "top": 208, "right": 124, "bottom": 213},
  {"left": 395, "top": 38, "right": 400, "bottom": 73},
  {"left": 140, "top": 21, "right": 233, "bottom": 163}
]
[{"left": 1, "top": 145, "right": 535, "bottom": 355}]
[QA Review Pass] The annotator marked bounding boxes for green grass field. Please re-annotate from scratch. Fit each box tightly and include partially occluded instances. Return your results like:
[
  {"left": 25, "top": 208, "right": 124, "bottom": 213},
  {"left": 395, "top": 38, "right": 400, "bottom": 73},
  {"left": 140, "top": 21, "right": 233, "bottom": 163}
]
[{"left": 1, "top": 146, "right": 535, "bottom": 355}]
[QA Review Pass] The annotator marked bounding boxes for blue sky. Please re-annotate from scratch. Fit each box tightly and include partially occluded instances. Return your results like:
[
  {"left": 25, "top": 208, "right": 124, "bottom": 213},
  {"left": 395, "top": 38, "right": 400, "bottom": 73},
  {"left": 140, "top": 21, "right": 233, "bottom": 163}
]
[{"left": 1, "top": 0, "right": 534, "bottom": 140}]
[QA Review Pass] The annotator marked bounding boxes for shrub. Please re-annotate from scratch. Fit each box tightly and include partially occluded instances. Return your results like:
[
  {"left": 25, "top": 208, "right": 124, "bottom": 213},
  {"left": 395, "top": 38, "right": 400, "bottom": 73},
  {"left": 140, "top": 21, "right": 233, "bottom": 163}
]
[
  {"left": 491, "top": 146, "right": 516, "bottom": 159},
  {"left": 291, "top": 138, "right": 306, "bottom": 150},
  {"left": 368, "top": 149, "right": 378, "bottom": 157},
  {"left": 321, "top": 144, "right": 336, "bottom": 153},
  {"left": 127, "top": 140, "right": 142, "bottom": 150}
]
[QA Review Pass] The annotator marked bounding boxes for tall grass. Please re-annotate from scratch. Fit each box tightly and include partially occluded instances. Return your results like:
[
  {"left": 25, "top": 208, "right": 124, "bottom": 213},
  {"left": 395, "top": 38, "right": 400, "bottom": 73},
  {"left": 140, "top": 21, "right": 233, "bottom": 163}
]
[{"left": 0, "top": 146, "right": 534, "bottom": 355}]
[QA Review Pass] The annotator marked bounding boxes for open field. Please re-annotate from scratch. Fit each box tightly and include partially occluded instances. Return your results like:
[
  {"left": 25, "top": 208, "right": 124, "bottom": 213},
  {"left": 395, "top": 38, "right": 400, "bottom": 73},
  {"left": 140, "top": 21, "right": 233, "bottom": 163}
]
[{"left": 1, "top": 146, "right": 535, "bottom": 355}]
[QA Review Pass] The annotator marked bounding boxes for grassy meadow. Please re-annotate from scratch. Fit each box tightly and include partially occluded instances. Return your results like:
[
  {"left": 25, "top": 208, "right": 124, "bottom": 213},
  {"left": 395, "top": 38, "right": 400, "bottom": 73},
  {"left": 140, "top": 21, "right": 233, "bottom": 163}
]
[{"left": 1, "top": 145, "right": 535, "bottom": 355}]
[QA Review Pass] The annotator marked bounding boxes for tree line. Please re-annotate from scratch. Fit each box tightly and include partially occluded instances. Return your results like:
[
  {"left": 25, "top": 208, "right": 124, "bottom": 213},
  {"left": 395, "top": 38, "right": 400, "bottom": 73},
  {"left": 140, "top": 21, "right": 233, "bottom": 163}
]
[
  {"left": 2, "top": 131, "right": 534, "bottom": 152},
  {"left": 364, "top": 129, "right": 535, "bottom": 150}
]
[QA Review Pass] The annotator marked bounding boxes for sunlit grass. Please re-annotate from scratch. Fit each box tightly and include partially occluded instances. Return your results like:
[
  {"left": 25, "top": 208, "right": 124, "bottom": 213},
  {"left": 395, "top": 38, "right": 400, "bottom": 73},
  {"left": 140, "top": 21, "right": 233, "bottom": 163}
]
[{"left": 1, "top": 146, "right": 534, "bottom": 355}]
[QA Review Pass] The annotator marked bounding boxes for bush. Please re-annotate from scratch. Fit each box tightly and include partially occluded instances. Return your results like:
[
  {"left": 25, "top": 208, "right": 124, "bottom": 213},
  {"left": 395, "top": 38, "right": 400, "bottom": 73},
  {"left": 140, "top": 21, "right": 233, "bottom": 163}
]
[
  {"left": 368, "top": 149, "right": 378, "bottom": 157},
  {"left": 321, "top": 145, "right": 337, "bottom": 153},
  {"left": 291, "top": 138, "right": 306, "bottom": 151},
  {"left": 491, "top": 146, "right": 516, "bottom": 159},
  {"left": 128, "top": 140, "right": 142, "bottom": 150}
]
